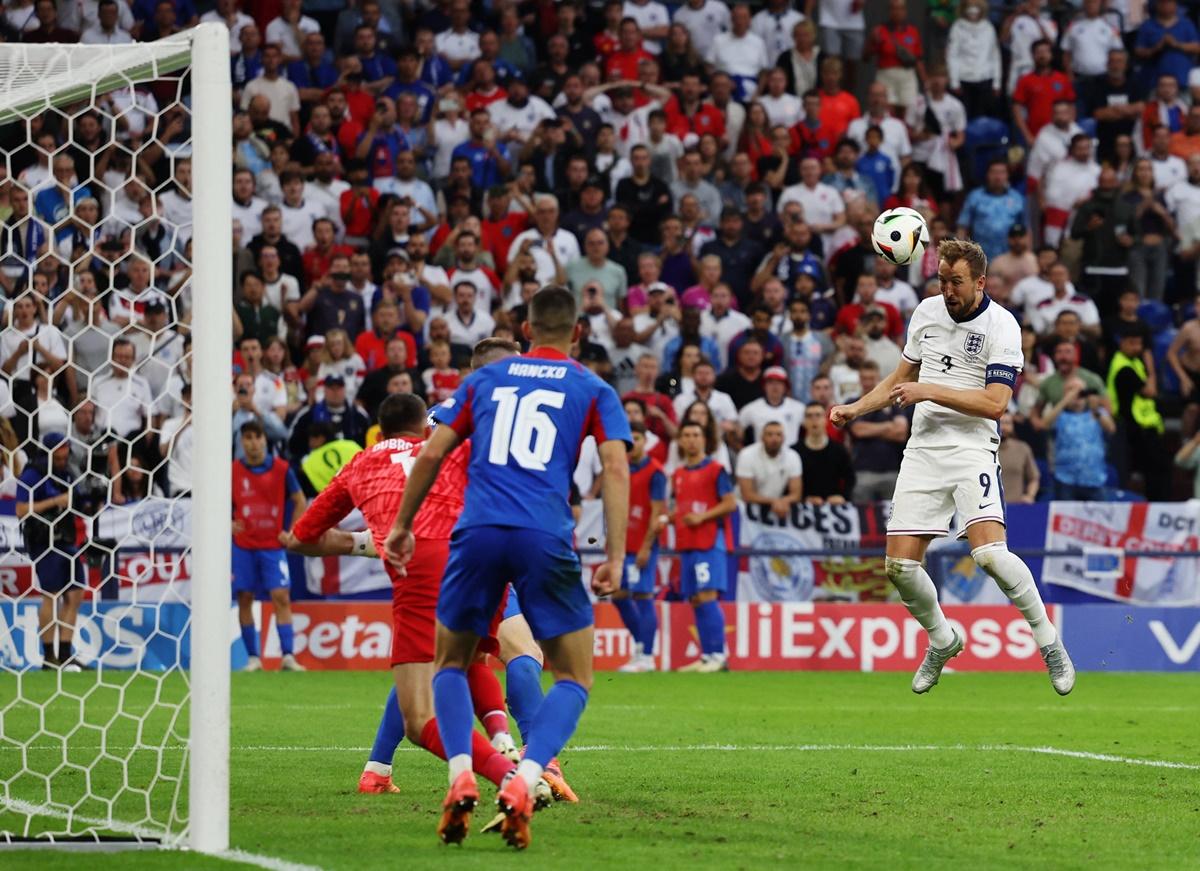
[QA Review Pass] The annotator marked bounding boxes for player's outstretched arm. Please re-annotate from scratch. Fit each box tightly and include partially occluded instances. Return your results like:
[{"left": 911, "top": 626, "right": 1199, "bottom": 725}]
[
  {"left": 279, "top": 528, "right": 377, "bottom": 558},
  {"left": 592, "top": 439, "right": 630, "bottom": 597},
  {"left": 890, "top": 381, "right": 1012, "bottom": 421},
  {"left": 385, "top": 423, "right": 460, "bottom": 571},
  {"left": 830, "top": 358, "right": 920, "bottom": 427}
]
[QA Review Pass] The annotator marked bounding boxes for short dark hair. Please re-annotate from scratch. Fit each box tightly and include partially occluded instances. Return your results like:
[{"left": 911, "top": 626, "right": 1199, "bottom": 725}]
[
  {"left": 377, "top": 393, "right": 427, "bottom": 438},
  {"left": 529, "top": 285, "right": 577, "bottom": 340},
  {"left": 471, "top": 337, "right": 520, "bottom": 369},
  {"left": 240, "top": 419, "right": 266, "bottom": 438}
]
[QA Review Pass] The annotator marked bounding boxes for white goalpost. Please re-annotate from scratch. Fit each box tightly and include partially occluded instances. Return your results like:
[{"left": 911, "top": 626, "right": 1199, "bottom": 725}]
[{"left": 0, "top": 24, "right": 230, "bottom": 852}]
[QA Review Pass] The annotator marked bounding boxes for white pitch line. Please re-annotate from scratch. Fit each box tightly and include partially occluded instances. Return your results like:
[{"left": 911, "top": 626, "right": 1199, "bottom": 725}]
[
  {"left": 4, "top": 742, "right": 1194, "bottom": 770},
  {"left": 0, "top": 799, "right": 324, "bottom": 871}
]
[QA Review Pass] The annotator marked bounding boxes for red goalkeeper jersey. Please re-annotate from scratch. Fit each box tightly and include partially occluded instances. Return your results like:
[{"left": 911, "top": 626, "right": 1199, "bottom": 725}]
[{"left": 291, "top": 436, "right": 470, "bottom": 552}]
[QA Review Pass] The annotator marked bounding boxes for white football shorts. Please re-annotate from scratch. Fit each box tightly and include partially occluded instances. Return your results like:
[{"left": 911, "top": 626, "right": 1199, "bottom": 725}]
[{"left": 886, "top": 445, "right": 1006, "bottom": 539}]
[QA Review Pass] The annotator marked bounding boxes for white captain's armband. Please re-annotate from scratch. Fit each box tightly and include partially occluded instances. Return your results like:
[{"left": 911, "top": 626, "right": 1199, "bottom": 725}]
[{"left": 985, "top": 364, "right": 1017, "bottom": 386}]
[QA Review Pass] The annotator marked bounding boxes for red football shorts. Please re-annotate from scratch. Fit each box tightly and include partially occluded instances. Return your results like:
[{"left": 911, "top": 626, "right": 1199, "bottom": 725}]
[
  {"left": 389, "top": 538, "right": 447, "bottom": 665},
  {"left": 388, "top": 539, "right": 507, "bottom": 665}
]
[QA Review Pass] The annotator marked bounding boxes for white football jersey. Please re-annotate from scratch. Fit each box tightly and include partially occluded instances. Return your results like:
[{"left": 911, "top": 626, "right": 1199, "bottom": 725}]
[{"left": 901, "top": 295, "right": 1022, "bottom": 451}]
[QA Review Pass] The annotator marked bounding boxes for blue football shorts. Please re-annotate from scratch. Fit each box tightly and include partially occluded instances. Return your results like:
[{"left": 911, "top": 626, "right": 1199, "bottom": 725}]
[
  {"left": 231, "top": 544, "right": 290, "bottom": 598},
  {"left": 621, "top": 546, "right": 658, "bottom": 595},
  {"left": 679, "top": 545, "right": 728, "bottom": 598},
  {"left": 438, "top": 526, "right": 590, "bottom": 642}
]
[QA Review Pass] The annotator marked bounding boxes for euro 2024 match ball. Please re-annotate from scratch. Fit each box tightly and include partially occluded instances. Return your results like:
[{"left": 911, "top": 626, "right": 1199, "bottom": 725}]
[{"left": 872, "top": 207, "right": 931, "bottom": 266}]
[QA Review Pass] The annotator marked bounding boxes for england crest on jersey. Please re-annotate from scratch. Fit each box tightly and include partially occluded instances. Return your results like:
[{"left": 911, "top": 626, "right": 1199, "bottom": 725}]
[{"left": 964, "top": 331, "right": 985, "bottom": 358}]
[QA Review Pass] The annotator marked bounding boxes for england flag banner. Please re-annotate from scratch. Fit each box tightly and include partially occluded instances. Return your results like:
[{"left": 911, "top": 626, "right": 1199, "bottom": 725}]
[
  {"left": 1043, "top": 501, "right": 1200, "bottom": 605},
  {"left": 303, "top": 509, "right": 391, "bottom": 597}
]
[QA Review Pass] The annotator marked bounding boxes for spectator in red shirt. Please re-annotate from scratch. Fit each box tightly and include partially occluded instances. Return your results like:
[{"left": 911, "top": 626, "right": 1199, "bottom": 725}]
[
  {"left": 302, "top": 218, "right": 355, "bottom": 287},
  {"left": 326, "top": 89, "right": 365, "bottom": 157},
  {"left": 480, "top": 184, "right": 529, "bottom": 273},
  {"left": 1013, "top": 39, "right": 1076, "bottom": 144},
  {"left": 817, "top": 56, "right": 861, "bottom": 144},
  {"left": 665, "top": 73, "right": 726, "bottom": 146},
  {"left": 623, "top": 353, "right": 678, "bottom": 443},
  {"left": 866, "top": 0, "right": 925, "bottom": 114},
  {"left": 463, "top": 59, "right": 508, "bottom": 112},
  {"left": 339, "top": 160, "right": 380, "bottom": 244},
  {"left": 593, "top": 0, "right": 625, "bottom": 61},
  {"left": 833, "top": 274, "right": 904, "bottom": 341},
  {"left": 794, "top": 89, "right": 839, "bottom": 161},
  {"left": 606, "top": 17, "right": 653, "bottom": 82},
  {"left": 354, "top": 301, "right": 415, "bottom": 371}
]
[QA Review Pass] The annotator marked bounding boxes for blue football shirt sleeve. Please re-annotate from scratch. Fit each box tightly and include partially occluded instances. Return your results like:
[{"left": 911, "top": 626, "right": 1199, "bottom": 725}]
[
  {"left": 410, "top": 285, "right": 431, "bottom": 312},
  {"left": 716, "top": 469, "right": 734, "bottom": 497},
  {"left": 283, "top": 467, "right": 302, "bottom": 498},
  {"left": 588, "top": 383, "right": 633, "bottom": 447},
  {"left": 432, "top": 377, "right": 476, "bottom": 437},
  {"left": 650, "top": 470, "right": 667, "bottom": 501}
]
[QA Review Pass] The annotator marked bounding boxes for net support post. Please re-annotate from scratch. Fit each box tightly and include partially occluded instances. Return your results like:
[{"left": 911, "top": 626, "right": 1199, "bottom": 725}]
[{"left": 188, "top": 21, "right": 233, "bottom": 856}]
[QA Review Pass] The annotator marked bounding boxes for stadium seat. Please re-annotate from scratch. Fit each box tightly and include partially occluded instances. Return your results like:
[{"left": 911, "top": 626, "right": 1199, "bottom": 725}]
[
  {"left": 1153, "top": 328, "right": 1180, "bottom": 395},
  {"left": 1104, "top": 488, "right": 1147, "bottom": 503},
  {"left": 964, "top": 117, "right": 1010, "bottom": 185},
  {"left": 1078, "top": 117, "right": 1097, "bottom": 139},
  {"left": 1138, "top": 300, "right": 1175, "bottom": 332}
]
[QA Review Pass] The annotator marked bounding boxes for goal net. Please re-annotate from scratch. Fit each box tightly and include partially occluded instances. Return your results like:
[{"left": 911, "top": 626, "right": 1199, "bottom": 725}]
[{"left": 0, "top": 26, "right": 231, "bottom": 852}]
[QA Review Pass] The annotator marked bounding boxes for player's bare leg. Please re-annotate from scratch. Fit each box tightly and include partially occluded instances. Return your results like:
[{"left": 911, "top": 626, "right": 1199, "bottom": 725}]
[
  {"left": 269, "top": 587, "right": 303, "bottom": 671},
  {"left": 966, "top": 522, "right": 1075, "bottom": 695},
  {"left": 236, "top": 590, "right": 262, "bottom": 671},
  {"left": 886, "top": 534, "right": 963, "bottom": 693}
]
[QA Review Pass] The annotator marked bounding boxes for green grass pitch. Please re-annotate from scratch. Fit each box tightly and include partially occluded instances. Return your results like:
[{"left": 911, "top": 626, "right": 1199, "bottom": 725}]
[{"left": 2, "top": 671, "right": 1198, "bottom": 870}]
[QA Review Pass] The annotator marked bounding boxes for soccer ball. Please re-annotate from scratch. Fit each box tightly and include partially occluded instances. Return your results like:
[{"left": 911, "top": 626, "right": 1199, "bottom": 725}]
[{"left": 872, "top": 207, "right": 930, "bottom": 266}]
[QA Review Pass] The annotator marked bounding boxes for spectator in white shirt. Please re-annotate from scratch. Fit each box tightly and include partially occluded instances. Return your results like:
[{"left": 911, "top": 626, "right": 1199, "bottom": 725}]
[
  {"left": 278, "top": 171, "right": 325, "bottom": 250},
  {"left": 231, "top": 168, "right": 268, "bottom": 240},
  {"left": 846, "top": 82, "right": 912, "bottom": 166},
  {"left": 1029, "top": 262, "right": 1102, "bottom": 337},
  {"left": 1061, "top": 0, "right": 1123, "bottom": 82},
  {"left": 200, "top": 0, "right": 254, "bottom": 53},
  {"left": 507, "top": 195, "right": 581, "bottom": 285},
  {"left": 240, "top": 43, "right": 301, "bottom": 136},
  {"left": 265, "top": 0, "right": 319, "bottom": 61},
  {"left": 673, "top": 359, "right": 738, "bottom": 431},
  {"left": 707, "top": 4, "right": 771, "bottom": 100},
  {"left": 435, "top": 0, "right": 481, "bottom": 71},
  {"left": 623, "top": 0, "right": 670, "bottom": 55},
  {"left": 1165, "top": 153, "right": 1200, "bottom": 231},
  {"left": 737, "top": 420, "right": 802, "bottom": 517},
  {"left": 1003, "top": 0, "right": 1059, "bottom": 95},
  {"left": 446, "top": 280, "right": 495, "bottom": 347},
  {"left": 751, "top": 0, "right": 805, "bottom": 63},
  {"left": 88, "top": 338, "right": 153, "bottom": 439},
  {"left": 1026, "top": 100, "right": 1083, "bottom": 183},
  {"left": 1042, "top": 134, "right": 1101, "bottom": 248},
  {"left": 1149, "top": 124, "right": 1188, "bottom": 191},
  {"left": 488, "top": 73, "right": 557, "bottom": 147},
  {"left": 738, "top": 365, "right": 805, "bottom": 446},
  {"left": 758, "top": 68, "right": 804, "bottom": 128},
  {"left": 79, "top": 0, "right": 131, "bottom": 43},
  {"left": 777, "top": 158, "right": 846, "bottom": 257},
  {"left": 672, "top": 0, "right": 730, "bottom": 58},
  {"left": 946, "top": 0, "right": 1002, "bottom": 118}
]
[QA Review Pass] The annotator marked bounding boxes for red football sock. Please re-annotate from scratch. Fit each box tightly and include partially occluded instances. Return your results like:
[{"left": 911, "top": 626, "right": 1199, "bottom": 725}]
[
  {"left": 467, "top": 662, "right": 510, "bottom": 738},
  {"left": 471, "top": 731, "right": 516, "bottom": 787},
  {"left": 419, "top": 718, "right": 515, "bottom": 787},
  {"left": 418, "top": 717, "right": 447, "bottom": 759}
]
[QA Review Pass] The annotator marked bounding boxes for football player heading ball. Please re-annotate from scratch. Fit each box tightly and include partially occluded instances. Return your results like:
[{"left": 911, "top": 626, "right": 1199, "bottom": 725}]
[{"left": 829, "top": 239, "right": 1075, "bottom": 697}]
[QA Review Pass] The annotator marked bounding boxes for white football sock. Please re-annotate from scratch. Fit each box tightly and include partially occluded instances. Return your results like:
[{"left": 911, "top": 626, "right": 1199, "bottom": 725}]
[
  {"left": 972, "top": 542, "right": 1057, "bottom": 647},
  {"left": 364, "top": 761, "right": 391, "bottom": 777},
  {"left": 516, "top": 758, "right": 544, "bottom": 791},
  {"left": 885, "top": 557, "right": 956, "bottom": 648},
  {"left": 447, "top": 754, "right": 472, "bottom": 783}
]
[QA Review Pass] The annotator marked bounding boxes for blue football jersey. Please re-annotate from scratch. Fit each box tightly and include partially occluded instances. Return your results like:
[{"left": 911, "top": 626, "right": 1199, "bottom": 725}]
[{"left": 433, "top": 347, "right": 632, "bottom": 543}]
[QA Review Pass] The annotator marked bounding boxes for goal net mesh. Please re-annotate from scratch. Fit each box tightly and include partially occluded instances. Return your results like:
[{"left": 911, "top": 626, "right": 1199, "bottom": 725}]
[{"left": 0, "top": 33, "right": 207, "bottom": 847}]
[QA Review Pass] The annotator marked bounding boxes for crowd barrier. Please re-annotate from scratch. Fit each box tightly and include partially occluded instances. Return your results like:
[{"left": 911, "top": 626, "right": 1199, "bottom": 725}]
[{"left": 1, "top": 600, "right": 1196, "bottom": 672}]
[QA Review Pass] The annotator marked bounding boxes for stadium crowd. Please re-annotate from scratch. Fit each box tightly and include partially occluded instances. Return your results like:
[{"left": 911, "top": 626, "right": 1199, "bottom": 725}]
[{"left": 7, "top": 0, "right": 1200, "bottom": 513}]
